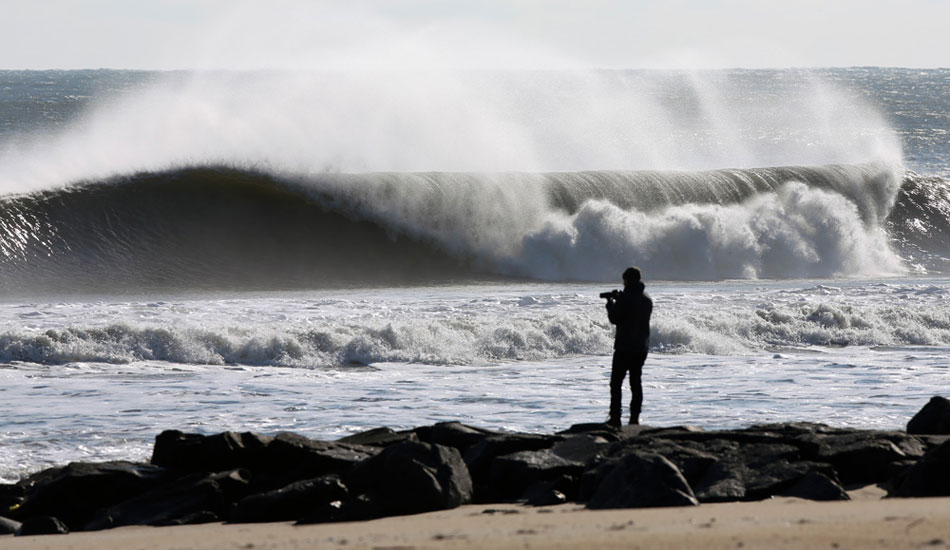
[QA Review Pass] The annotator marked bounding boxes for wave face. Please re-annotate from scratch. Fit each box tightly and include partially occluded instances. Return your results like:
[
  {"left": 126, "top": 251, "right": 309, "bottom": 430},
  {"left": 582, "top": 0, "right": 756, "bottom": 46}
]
[{"left": 1, "top": 162, "right": 944, "bottom": 294}]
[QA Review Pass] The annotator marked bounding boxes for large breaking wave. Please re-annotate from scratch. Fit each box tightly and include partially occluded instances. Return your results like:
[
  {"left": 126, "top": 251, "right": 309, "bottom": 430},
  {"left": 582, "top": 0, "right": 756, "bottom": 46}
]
[{"left": 0, "top": 162, "right": 945, "bottom": 294}]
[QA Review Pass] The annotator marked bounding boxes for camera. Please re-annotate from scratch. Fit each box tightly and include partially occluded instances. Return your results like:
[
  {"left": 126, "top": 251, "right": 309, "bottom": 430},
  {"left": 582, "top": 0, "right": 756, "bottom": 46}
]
[{"left": 599, "top": 290, "right": 620, "bottom": 300}]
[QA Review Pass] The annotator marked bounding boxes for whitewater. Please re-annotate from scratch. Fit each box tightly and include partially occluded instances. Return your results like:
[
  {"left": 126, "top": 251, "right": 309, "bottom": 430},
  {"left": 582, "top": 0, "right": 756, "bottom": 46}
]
[{"left": 1, "top": 67, "right": 949, "bottom": 482}]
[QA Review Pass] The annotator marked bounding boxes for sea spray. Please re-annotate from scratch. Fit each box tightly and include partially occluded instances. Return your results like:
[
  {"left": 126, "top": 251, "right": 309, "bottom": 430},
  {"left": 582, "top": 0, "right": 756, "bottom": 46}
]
[{"left": 0, "top": 70, "right": 901, "bottom": 193}]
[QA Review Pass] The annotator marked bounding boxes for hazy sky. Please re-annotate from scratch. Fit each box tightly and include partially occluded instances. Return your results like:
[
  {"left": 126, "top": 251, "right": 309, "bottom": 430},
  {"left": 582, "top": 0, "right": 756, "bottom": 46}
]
[{"left": 1, "top": 0, "right": 947, "bottom": 70}]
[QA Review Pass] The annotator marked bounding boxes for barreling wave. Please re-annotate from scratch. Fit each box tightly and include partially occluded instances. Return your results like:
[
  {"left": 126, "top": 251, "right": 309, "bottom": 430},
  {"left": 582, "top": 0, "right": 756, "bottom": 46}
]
[{"left": 0, "top": 162, "right": 944, "bottom": 294}]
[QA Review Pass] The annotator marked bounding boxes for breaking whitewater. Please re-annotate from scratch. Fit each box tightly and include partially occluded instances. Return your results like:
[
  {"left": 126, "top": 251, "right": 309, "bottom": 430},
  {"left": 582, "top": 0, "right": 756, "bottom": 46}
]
[{"left": 1, "top": 68, "right": 949, "bottom": 481}]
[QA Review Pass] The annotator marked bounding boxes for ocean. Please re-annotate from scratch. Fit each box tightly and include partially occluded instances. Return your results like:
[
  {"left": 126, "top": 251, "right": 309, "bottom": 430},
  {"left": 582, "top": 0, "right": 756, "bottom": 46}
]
[{"left": 1, "top": 68, "right": 948, "bottom": 483}]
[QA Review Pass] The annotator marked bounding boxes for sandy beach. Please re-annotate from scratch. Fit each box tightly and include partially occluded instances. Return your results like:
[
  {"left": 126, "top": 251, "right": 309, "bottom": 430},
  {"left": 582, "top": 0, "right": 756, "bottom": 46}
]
[{"left": 5, "top": 486, "right": 949, "bottom": 550}]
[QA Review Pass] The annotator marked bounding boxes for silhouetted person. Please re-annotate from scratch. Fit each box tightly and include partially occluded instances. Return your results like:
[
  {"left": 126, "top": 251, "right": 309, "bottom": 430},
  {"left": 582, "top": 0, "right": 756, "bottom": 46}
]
[{"left": 605, "top": 266, "right": 652, "bottom": 426}]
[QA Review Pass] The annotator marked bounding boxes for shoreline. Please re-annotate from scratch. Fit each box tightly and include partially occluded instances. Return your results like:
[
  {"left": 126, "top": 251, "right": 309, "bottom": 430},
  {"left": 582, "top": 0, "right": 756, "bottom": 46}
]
[
  {"left": 4, "top": 403, "right": 949, "bottom": 543},
  {"left": 5, "top": 487, "right": 950, "bottom": 550}
]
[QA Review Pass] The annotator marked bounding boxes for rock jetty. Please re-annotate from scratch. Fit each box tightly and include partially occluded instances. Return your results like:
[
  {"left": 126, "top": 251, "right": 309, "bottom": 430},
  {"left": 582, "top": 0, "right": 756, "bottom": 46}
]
[{"left": 2, "top": 397, "right": 950, "bottom": 536}]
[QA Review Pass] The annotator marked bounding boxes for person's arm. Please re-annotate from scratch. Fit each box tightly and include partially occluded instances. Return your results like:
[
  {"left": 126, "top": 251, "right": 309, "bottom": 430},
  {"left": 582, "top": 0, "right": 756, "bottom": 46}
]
[{"left": 606, "top": 294, "right": 628, "bottom": 325}]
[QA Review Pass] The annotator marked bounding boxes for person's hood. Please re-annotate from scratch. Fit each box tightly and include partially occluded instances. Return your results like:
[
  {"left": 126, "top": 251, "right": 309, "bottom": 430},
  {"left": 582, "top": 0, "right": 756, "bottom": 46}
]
[{"left": 624, "top": 281, "right": 645, "bottom": 293}]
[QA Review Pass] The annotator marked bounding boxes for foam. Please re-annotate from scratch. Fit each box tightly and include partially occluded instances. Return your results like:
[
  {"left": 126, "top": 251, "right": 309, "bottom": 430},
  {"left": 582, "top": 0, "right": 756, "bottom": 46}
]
[{"left": 4, "top": 280, "right": 950, "bottom": 367}]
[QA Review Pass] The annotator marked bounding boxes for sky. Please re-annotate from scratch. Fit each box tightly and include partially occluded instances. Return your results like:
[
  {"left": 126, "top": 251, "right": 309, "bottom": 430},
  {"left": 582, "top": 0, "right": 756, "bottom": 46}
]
[{"left": 0, "top": 0, "right": 948, "bottom": 70}]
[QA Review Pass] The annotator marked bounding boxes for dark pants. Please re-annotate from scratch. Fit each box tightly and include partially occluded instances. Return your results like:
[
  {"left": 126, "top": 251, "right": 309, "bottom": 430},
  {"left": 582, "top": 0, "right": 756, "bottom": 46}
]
[{"left": 610, "top": 350, "right": 647, "bottom": 424}]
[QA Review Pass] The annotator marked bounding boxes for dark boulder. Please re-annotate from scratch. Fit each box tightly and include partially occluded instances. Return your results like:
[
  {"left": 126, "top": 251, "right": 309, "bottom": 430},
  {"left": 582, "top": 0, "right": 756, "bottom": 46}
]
[
  {"left": 694, "top": 459, "right": 836, "bottom": 503},
  {"left": 603, "top": 437, "right": 722, "bottom": 488},
  {"left": 0, "top": 515, "right": 22, "bottom": 535},
  {"left": 550, "top": 434, "right": 610, "bottom": 463},
  {"left": 346, "top": 440, "right": 472, "bottom": 517},
  {"left": 463, "top": 432, "right": 562, "bottom": 500},
  {"left": 779, "top": 470, "right": 850, "bottom": 501},
  {"left": 907, "top": 396, "right": 950, "bottom": 435},
  {"left": 256, "top": 432, "right": 377, "bottom": 488},
  {"left": 889, "top": 439, "right": 950, "bottom": 497},
  {"left": 810, "top": 431, "right": 926, "bottom": 485},
  {"left": 415, "top": 422, "right": 499, "bottom": 452},
  {"left": 488, "top": 448, "right": 585, "bottom": 501},
  {"left": 585, "top": 452, "right": 698, "bottom": 509},
  {"left": 84, "top": 469, "right": 250, "bottom": 530},
  {"left": 603, "top": 436, "right": 806, "bottom": 503},
  {"left": 16, "top": 515, "right": 68, "bottom": 536},
  {"left": 9, "top": 461, "right": 169, "bottom": 530},
  {"left": 484, "top": 434, "right": 606, "bottom": 502},
  {"left": 151, "top": 430, "right": 375, "bottom": 491},
  {"left": 151, "top": 430, "right": 272, "bottom": 473},
  {"left": 682, "top": 441, "right": 822, "bottom": 502},
  {"left": 230, "top": 474, "right": 349, "bottom": 523},
  {"left": 337, "top": 427, "right": 418, "bottom": 447}
]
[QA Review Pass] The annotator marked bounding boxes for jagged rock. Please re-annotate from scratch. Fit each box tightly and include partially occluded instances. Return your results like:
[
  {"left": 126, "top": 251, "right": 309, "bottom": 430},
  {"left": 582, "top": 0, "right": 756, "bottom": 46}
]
[
  {"left": 230, "top": 475, "right": 349, "bottom": 523},
  {"left": 0, "top": 515, "right": 22, "bottom": 535},
  {"left": 84, "top": 469, "right": 250, "bottom": 530},
  {"left": 603, "top": 437, "right": 723, "bottom": 488},
  {"left": 695, "top": 459, "right": 836, "bottom": 502},
  {"left": 488, "top": 448, "right": 585, "bottom": 501},
  {"left": 346, "top": 440, "right": 473, "bottom": 517},
  {"left": 585, "top": 452, "right": 698, "bottom": 509},
  {"left": 338, "top": 427, "right": 418, "bottom": 447},
  {"left": 415, "top": 422, "right": 499, "bottom": 452},
  {"left": 603, "top": 434, "right": 811, "bottom": 503},
  {"left": 550, "top": 434, "right": 610, "bottom": 463},
  {"left": 151, "top": 430, "right": 272, "bottom": 473},
  {"left": 463, "top": 432, "right": 562, "bottom": 501},
  {"left": 889, "top": 439, "right": 950, "bottom": 497},
  {"left": 810, "top": 432, "right": 926, "bottom": 485},
  {"left": 257, "top": 433, "right": 378, "bottom": 488},
  {"left": 151, "top": 430, "right": 375, "bottom": 490},
  {"left": 907, "top": 396, "right": 950, "bottom": 435},
  {"left": 779, "top": 470, "right": 850, "bottom": 501},
  {"left": 677, "top": 439, "right": 832, "bottom": 502},
  {"left": 487, "top": 433, "right": 610, "bottom": 498},
  {"left": 16, "top": 515, "right": 68, "bottom": 536},
  {"left": 9, "top": 461, "right": 169, "bottom": 530}
]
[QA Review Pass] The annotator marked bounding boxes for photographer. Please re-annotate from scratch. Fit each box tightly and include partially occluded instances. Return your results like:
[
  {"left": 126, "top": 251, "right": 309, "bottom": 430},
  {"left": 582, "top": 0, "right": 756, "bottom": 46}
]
[{"left": 603, "top": 267, "right": 653, "bottom": 427}]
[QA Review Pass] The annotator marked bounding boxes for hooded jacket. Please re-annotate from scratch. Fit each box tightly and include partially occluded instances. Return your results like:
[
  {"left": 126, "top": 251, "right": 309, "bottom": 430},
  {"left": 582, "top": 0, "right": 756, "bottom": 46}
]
[{"left": 606, "top": 281, "right": 653, "bottom": 353}]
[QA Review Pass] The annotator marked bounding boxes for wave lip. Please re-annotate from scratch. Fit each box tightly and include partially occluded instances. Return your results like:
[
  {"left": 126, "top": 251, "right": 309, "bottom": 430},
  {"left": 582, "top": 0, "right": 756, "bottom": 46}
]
[{"left": 0, "top": 162, "right": 945, "bottom": 294}]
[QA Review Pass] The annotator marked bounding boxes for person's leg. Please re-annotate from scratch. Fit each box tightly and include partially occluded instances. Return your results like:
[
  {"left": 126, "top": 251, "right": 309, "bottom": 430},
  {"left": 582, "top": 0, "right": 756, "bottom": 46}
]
[
  {"left": 628, "top": 352, "right": 647, "bottom": 424},
  {"left": 608, "top": 351, "right": 627, "bottom": 426}
]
